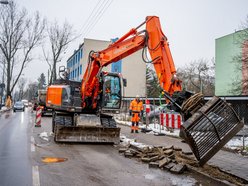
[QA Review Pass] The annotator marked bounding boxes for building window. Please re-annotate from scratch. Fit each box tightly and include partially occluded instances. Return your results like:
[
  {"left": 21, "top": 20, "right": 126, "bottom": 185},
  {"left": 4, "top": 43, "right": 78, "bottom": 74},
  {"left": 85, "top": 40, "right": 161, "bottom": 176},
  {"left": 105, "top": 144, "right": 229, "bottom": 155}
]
[
  {"left": 78, "top": 67, "right": 80, "bottom": 76},
  {"left": 80, "top": 65, "right": 82, "bottom": 74}
]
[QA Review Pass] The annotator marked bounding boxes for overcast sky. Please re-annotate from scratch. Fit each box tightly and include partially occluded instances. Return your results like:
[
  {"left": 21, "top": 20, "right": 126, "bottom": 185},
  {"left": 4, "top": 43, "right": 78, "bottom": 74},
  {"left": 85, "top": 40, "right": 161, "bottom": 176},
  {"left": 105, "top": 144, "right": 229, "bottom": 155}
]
[{"left": 17, "top": 0, "right": 248, "bottom": 82}]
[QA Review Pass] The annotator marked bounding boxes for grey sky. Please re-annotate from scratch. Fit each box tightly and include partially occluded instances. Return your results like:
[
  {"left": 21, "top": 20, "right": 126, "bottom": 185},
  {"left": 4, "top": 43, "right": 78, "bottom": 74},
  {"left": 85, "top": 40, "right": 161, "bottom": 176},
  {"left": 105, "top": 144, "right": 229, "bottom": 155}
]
[{"left": 17, "top": 0, "right": 248, "bottom": 82}]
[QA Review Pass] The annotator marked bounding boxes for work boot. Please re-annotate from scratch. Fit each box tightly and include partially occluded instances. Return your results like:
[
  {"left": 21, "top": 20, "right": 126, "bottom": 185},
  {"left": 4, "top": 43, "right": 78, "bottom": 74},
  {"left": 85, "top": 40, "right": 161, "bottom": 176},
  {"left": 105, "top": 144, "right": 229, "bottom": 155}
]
[
  {"left": 135, "top": 130, "right": 139, "bottom": 133},
  {"left": 131, "top": 130, "right": 134, "bottom": 133}
]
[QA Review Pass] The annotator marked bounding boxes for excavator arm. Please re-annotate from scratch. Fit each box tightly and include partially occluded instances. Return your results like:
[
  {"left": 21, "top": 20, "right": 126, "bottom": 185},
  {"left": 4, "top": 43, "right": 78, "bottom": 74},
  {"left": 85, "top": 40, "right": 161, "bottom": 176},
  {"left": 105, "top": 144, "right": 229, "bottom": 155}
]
[{"left": 81, "top": 16, "right": 181, "bottom": 110}]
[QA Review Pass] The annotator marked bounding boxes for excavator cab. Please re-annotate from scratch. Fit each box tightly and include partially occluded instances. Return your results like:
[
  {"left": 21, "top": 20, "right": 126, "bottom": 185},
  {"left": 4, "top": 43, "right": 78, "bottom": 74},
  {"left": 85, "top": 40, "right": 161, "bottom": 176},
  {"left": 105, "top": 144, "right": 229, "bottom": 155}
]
[{"left": 101, "top": 72, "right": 122, "bottom": 111}]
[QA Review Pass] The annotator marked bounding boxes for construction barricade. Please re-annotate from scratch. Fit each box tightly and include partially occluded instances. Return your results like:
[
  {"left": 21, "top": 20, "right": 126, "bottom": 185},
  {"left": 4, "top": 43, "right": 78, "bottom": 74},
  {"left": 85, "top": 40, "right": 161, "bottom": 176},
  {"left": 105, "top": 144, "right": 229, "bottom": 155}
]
[
  {"left": 145, "top": 99, "right": 151, "bottom": 114},
  {"left": 160, "top": 113, "right": 182, "bottom": 129},
  {"left": 35, "top": 106, "right": 42, "bottom": 127}
]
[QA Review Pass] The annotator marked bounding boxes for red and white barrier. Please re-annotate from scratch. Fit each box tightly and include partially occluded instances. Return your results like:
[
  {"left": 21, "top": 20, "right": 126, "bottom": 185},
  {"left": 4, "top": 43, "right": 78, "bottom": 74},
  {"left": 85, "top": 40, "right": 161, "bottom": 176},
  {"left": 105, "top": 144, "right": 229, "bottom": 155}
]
[
  {"left": 35, "top": 106, "right": 42, "bottom": 127},
  {"left": 160, "top": 113, "right": 182, "bottom": 129},
  {"left": 145, "top": 100, "right": 150, "bottom": 113}
]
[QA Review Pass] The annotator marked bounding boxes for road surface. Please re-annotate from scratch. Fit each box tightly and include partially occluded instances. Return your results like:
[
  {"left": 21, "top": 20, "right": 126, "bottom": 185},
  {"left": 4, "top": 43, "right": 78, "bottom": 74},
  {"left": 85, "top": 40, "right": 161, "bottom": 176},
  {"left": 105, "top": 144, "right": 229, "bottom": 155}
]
[
  {"left": 0, "top": 108, "right": 228, "bottom": 186},
  {"left": 0, "top": 109, "right": 32, "bottom": 186}
]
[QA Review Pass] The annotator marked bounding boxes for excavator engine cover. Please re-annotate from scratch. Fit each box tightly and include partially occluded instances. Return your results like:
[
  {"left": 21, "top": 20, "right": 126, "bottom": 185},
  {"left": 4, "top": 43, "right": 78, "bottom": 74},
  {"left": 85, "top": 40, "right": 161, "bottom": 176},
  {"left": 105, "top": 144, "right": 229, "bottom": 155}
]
[
  {"left": 53, "top": 114, "right": 120, "bottom": 144},
  {"left": 180, "top": 96, "right": 244, "bottom": 166}
]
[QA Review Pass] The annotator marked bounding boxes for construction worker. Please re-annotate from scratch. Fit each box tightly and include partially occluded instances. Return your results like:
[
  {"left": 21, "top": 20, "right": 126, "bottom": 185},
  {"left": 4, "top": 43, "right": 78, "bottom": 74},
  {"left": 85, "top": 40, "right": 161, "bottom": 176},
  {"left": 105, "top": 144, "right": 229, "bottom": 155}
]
[{"left": 129, "top": 95, "right": 143, "bottom": 133}]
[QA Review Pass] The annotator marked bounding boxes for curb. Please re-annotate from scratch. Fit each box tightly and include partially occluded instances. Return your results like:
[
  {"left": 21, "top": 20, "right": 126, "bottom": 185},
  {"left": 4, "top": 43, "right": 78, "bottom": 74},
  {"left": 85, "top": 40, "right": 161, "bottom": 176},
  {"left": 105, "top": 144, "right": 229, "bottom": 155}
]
[{"left": 187, "top": 165, "right": 237, "bottom": 186}]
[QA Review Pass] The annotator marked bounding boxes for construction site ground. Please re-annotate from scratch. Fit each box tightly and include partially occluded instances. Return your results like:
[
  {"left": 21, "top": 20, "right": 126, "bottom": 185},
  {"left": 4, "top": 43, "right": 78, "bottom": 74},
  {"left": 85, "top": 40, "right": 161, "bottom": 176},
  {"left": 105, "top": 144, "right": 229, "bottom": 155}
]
[
  {"left": 118, "top": 122, "right": 248, "bottom": 186},
  {"left": 28, "top": 110, "right": 248, "bottom": 186},
  {"left": 29, "top": 115, "right": 241, "bottom": 185}
]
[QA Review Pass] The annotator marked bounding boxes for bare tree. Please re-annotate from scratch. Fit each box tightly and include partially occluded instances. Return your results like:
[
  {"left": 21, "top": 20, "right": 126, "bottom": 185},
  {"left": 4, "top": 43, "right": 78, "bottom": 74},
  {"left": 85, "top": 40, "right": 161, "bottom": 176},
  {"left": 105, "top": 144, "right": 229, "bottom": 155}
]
[
  {"left": 230, "top": 15, "right": 248, "bottom": 95},
  {"left": 17, "top": 77, "right": 27, "bottom": 100},
  {"left": 42, "top": 20, "right": 75, "bottom": 85},
  {"left": 177, "top": 58, "right": 215, "bottom": 96},
  {"left": 0, "top": 2, "right": 45, "bottom": 97},
  {"left": 24, "top": 81, "right": 38, "bottom": 101}
]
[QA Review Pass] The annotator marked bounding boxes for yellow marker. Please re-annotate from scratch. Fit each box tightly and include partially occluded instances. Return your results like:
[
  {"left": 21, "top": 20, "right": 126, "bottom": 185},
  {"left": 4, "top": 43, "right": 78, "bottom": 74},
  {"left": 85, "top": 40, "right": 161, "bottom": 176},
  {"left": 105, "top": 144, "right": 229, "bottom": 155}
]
[{"left": 41, "top": 157, "right": 68, "bottom": 163}]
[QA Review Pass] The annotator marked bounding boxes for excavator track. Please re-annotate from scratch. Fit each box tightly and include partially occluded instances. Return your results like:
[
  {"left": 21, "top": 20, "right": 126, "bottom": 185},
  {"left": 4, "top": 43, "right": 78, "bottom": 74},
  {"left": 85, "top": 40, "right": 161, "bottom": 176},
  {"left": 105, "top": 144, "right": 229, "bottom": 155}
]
[{"left": 52, "top": 112, "right": 120, "bottom": 144}]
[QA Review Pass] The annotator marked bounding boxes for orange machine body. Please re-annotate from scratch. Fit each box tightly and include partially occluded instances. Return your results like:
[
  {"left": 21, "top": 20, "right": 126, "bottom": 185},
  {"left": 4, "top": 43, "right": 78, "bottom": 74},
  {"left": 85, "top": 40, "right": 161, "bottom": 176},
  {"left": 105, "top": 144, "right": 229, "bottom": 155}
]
[{"left": 46, "top": 85, "right": 63, "bottom": 107}]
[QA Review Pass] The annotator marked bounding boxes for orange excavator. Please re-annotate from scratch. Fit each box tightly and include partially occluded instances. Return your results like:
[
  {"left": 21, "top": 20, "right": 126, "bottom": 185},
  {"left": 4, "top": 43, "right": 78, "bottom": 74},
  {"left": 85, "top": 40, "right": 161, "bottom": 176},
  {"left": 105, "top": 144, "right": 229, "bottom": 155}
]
[{"left": 46, "top": 16, "right": 243, "bottom": 165}]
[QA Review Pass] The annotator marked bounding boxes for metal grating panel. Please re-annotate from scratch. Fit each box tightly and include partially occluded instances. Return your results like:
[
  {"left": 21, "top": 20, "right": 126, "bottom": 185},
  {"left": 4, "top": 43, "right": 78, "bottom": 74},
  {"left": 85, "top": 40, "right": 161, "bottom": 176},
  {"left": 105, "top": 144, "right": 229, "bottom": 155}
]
[{"left": 180, "top": 96, "right": 244, "bottom": 166}]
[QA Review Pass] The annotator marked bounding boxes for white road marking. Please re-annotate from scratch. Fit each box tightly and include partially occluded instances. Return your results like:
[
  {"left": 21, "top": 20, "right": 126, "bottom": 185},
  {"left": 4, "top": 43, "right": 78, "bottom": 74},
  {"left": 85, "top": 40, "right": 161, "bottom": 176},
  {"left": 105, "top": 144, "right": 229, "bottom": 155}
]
[
  {"left": 31, "top": 136, "right": 35, "bottom": 152},
  {"left": 32, "top": 166, "right": 40, "bottom": 186}
]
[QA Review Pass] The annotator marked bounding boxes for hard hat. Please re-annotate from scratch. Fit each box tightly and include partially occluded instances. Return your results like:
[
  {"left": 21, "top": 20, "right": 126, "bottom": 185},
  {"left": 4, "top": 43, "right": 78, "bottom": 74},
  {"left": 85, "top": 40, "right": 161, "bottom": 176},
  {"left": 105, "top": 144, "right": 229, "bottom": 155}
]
[{"left": 136, "top": 95, "right": 140, "bottom": 98}]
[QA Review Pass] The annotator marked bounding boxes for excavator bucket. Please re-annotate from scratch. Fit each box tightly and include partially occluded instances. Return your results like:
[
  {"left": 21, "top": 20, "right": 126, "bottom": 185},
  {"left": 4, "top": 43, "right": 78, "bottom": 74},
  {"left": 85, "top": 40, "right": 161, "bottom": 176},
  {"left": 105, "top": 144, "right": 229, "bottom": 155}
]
[
  {"left": 180, "top": 96, "right": 244, "bottom": 166},
  {"left": 53, "top": 114, "right": 120, "bottom": 144}
]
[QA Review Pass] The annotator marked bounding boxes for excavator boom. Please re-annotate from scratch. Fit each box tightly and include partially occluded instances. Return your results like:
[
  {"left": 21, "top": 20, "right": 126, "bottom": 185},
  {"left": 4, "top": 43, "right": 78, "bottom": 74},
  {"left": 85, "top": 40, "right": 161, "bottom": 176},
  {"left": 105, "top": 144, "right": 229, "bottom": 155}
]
[{"left": 81, "top": 16, "right": 181, "bottom": 110}]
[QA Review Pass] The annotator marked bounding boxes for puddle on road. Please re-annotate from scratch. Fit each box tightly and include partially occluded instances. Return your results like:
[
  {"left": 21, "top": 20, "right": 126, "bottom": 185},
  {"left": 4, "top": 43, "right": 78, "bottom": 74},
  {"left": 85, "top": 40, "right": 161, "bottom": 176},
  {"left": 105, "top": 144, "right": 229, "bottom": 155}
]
[{"left": 42, "top": 157, "right": 68, "bottom": 163}]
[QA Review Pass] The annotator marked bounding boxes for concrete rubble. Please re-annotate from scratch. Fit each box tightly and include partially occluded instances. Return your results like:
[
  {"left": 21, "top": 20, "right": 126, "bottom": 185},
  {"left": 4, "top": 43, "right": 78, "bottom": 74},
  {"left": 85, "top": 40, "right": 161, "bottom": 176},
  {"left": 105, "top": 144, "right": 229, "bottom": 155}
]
[{"left": 118, "top": 143, "right": 188, "bottom": 174}]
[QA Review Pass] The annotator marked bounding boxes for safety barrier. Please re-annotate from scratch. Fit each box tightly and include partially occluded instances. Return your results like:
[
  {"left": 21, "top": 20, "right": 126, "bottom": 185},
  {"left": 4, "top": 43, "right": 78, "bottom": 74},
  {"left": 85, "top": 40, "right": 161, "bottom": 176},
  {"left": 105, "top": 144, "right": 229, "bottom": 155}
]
[
  {"left": 35, "top": 106, "right": 42, "bottom": 127},
  {"left": 145, "top": 99, "right": 151, "bottom": 114},
  {"left": 160, "top": 113, "right": 182, "bottom": 129}
]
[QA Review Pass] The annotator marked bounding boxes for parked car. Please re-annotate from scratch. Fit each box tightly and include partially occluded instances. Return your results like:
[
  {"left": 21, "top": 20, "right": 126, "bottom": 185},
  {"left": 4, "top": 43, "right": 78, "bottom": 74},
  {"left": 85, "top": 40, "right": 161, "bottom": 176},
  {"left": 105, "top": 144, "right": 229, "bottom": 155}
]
[
  {"left": 13, "top": 101, "right": 25, "bottom": 112},
  {"left": 22, "top": 99, "right": 29, "bottom": 107}
]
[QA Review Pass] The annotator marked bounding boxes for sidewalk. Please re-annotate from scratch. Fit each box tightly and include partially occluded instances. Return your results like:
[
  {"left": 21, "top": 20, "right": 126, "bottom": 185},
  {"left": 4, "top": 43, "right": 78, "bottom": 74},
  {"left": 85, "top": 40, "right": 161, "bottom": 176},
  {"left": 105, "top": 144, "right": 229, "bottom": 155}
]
[{"left": 118, "top": 123, "right": 248, "bottom": 183}]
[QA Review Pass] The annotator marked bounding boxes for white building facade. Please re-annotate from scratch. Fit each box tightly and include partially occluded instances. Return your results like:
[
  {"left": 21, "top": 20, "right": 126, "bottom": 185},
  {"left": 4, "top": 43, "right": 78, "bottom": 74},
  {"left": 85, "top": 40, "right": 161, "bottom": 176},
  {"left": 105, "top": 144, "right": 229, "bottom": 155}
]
[{"left": 66, "top": 38, "right": 146, "bottom": 97}]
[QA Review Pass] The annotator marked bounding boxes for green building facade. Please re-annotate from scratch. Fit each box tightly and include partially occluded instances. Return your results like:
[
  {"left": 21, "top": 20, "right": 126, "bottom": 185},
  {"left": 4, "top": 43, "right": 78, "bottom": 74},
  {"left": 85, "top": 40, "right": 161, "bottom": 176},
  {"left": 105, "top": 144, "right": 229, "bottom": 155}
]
[{"left": 215, "top": 30, "right": 247, "bottom": 96}]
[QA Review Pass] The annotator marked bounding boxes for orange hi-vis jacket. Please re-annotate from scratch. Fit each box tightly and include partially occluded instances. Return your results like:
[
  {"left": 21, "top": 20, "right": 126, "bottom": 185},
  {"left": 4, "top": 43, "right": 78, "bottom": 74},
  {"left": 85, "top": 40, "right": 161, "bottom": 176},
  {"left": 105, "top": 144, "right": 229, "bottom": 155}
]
[
  {"left": 130, "top": 99, "right": 143, "bottom": 124},
  {"left": 129, "top": 99, "right": 143, "bottom": 113}
]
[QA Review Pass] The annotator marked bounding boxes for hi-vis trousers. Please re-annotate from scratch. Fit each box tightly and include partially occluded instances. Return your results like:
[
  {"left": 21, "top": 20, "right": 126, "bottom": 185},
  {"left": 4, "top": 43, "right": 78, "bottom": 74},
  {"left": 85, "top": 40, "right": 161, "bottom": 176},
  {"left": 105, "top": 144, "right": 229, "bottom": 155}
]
[{"left": 131, "top": 112, "right": 140, "bottom": 133}]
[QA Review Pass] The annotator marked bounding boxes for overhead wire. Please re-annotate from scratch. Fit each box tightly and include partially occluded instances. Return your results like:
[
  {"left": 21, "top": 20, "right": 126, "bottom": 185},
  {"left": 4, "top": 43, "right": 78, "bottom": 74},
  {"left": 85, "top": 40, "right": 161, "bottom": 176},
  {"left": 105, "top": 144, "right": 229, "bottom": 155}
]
[
  {"left": 79, "top": 0, "right": 113, "bottom": 40},
  {"left": 78, "top": 0, "right": 102, "bottom": 36},
  {"left": 83, "top": 0, "right": 113, "bottom": 38}
]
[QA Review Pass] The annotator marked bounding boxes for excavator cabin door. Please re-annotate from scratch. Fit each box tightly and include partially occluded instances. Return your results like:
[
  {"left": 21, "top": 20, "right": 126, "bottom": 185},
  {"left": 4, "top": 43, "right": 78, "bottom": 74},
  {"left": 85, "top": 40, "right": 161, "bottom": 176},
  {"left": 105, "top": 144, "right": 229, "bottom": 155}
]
[{"left": 101, "top": 72, "right": 122, "bottom": 110}]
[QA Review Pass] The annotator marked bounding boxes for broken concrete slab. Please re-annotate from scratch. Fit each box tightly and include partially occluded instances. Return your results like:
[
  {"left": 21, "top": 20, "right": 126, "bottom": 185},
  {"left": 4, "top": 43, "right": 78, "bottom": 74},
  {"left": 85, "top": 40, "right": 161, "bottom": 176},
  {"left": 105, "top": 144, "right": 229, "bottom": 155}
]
[
  {"left": 173, "top": 146, "right": 182, "bottom": 151},
  {"left": 182, "top": 151, "right": 193, "bottom": 155},
  {"left": 164, "top": 149, "right": 173, "bottom": 155},
  {"left": 164, "top": 162, "right": 176, "bottom": 170},
  {"left": 149, "top": 162, "right": 159, "bottom": 168},
  {"left": 163, "top": 145, "right": 173, "bottom": 150},
  {"left": 168, "top": 153, "right": 175, "bottom": 159},
  {"left": 149, "top": 155, "right": 160, "bottom": 162},
  {"left": 118, "top": 148, "right": 128, "bottom": 153},
  {"left": 159, "top": 157, "right": 171, "bottom": 168},
  {"left": 170, "top": 163, "right": 187, "bottom": 174},
  {"left": 141, "top": 157, "right": 151, "bottom": 162},
  {"left": 124, "top": 151, "right": 134, "bottom": 158}
]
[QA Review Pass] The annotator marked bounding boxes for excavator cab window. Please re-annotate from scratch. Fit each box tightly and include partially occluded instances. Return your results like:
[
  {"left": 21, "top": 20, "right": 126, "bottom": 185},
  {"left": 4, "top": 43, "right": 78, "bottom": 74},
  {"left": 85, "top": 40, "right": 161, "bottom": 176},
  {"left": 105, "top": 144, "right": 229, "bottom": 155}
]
[{"left": 102, "top": 73, "right": 121, "bottom": 109}]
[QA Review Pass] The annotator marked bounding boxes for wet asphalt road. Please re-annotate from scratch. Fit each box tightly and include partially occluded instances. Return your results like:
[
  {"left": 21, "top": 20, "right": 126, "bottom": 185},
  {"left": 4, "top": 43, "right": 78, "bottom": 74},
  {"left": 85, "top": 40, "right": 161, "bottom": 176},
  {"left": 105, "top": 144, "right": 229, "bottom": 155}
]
[
  {"left": 33, "top": 116, "right": 228, "bottom": 186},
  {"left": 0, "top": 109, "right": 32, "bottom": 186},
  {"left": 0, "top": 109, "right": 229, "bottom": 186}
]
